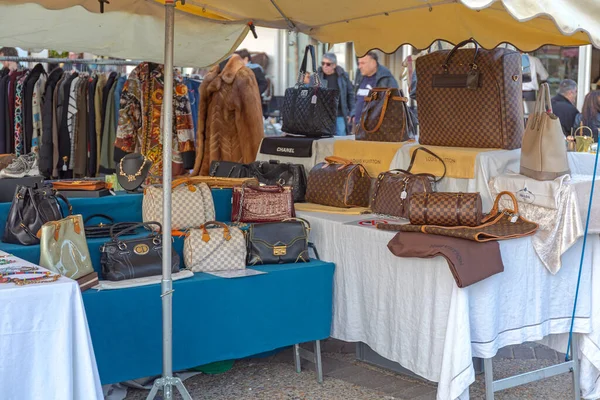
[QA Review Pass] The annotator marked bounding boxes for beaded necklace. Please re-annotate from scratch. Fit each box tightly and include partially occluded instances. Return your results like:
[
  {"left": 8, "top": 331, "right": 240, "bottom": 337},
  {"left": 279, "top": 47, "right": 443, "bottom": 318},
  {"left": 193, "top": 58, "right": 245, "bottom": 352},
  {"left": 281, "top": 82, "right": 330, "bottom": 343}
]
[{"left": 0, "top": 266, "right": 60, "bottom": 286}]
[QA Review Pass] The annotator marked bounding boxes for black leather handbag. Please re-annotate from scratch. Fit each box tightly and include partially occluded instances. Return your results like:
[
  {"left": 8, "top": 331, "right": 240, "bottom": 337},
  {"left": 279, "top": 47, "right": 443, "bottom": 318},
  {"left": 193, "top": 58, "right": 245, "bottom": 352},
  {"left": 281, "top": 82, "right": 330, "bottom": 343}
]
[
  {"left": 84, "top": 214, "right": 139, "bottom": 239},
  {"left": 281, "top": 45, "right": 339, "bottom": 137},
  {"left": 3, "top": 184, "right": 72, "bottom": 245},
  {"left": 246, "top": 219, "right": 310, "bottom": 265},
  {"left": 100, "top": 222, "right": 180, "bottom": 281},
  {"left": 209, "top": 160, "right": 251, "bottom": 178},
  {"left": 249, "top": 160, "right": 307, "bottom": 202}
]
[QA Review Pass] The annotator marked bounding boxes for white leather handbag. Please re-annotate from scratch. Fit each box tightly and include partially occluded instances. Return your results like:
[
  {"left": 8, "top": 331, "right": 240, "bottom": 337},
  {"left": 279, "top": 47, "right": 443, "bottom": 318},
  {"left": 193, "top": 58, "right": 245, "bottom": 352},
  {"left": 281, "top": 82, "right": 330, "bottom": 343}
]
[
  {"left": 142, "top": 180, "right": 215, "bottom": 231},
  {"left": 184, "top": 221, "right": 246, "bottom": 272},
  {"left": 520, "top": 83, "right": 570, "bottom": 181}
]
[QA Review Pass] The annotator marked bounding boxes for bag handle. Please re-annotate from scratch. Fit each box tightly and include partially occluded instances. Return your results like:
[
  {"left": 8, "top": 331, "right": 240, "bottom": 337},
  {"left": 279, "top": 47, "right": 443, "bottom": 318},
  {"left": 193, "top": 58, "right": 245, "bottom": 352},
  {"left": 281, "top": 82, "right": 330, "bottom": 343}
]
[
  {"left": 171, "top": 178, "right": 201, "bottom": 192},
  {"left": 283, "top": 217, "right": 311, "bottom": 231},
  {"left": 199, "top": 221, "right": 231, "bottom": 242},
  {"left": 360, "top": 89, "right": 393, "bottom": 134},
  {"left": 489, "top": 191, "right": 519, "bottom": 215},
  {"left": 297, "top": 45, "right": 321, "bottom": 87},
  {"left": 442, "top": 39, "right": 479, "bottom": 72},
  {"left": 84, "top": 214, "right": 115, "bottom": 225},
  {"left": 407, "top": 147, "right": 447, "bottom": 183},
  {"left": 110, "top": 221, "right": 162, "bottom": 241},
  {"left": 574, "top": 121, "right": 593, "bottom": 138}
]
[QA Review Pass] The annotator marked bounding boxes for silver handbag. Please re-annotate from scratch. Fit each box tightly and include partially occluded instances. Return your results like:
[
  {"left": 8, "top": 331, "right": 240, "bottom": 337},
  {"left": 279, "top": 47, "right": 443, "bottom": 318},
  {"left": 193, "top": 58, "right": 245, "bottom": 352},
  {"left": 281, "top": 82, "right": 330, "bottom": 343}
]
[
  {"left": 142, "top": 180, "right": 215, "bottom": 230},
  {"left": 184, "top": 221, "right": 246, "bottom": 272}
]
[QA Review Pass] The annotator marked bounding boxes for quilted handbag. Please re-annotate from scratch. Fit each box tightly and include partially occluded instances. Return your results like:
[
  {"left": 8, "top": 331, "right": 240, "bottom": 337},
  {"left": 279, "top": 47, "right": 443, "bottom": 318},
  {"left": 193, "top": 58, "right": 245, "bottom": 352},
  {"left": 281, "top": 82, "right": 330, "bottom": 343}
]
[
  {"left": 231, "top": 183, "right": 295, "bottom": 223},
  {"left": 209, "top": 160, "right": 251, "bottom": 178},
  {"left": 371, "top": 147, "right": 446, "bottom": 218},
  {"left": 184, "top": 221, "right": 246, "bottom": 272},
  {"left": 100, "top": 222, "right": 180, "bottom": 281},
  {"left": 356, "top": 88, "right": 416, "bottom": 142},
  {"left": 520, "top": 83, "right": 570, "bottom": 180},
  {"left": 249, "top": 160, "right": 307, "bottom": 202},
  {"left": 305, "top": 156, "right": 372, "bottom": 208},
  {"left": 142, "top": 180, "right": 215, "bottom": 231},
  {"left": 281, "top": 45, "right": 339, "bottom": 137},
  {"left": 39, "top": 214, "right": 94, "bottom": 279},
  {"left": 378, "top": 191, "right": 539, "bottom": 242},
  {"left": 246, "top": 218, "right": 310, "bottom": 265},
  {"left": 416, "top": 39, "right": 524, "bottom": 149},
  {"left": 408, "top": 192, "right": 482, "bottom": 227}
]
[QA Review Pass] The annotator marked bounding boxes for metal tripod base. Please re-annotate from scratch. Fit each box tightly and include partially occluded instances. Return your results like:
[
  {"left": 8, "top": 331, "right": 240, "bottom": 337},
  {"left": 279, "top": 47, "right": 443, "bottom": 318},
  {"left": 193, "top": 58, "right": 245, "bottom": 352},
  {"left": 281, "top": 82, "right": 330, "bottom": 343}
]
[
  {"left": 146, "top": 376, "right": 193, "bottom": 400},
  {"left": 484, "top": 335, "right": 581, "bottom": 400}
]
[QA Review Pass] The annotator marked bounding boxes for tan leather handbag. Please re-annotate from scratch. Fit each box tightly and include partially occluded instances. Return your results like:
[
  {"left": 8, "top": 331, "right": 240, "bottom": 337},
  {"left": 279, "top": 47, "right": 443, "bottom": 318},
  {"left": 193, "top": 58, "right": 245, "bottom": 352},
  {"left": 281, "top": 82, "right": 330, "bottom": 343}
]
[
  {"left": 520, "top": 83, "right": 570, "bottom": 181},
  {"left": 39, "top": 215, "right": 94, "bottom": 279}
]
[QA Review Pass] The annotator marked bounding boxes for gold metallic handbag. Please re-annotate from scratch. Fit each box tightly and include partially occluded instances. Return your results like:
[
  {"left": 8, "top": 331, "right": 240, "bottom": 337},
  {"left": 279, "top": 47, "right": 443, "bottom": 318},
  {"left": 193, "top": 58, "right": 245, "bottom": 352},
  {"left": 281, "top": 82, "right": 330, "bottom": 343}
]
[
  {"left": 574, "top": 124, "right": 595, "bottom": 153},
  {"left": 39, "top": 214, "right": 94, "bottom": 279}
]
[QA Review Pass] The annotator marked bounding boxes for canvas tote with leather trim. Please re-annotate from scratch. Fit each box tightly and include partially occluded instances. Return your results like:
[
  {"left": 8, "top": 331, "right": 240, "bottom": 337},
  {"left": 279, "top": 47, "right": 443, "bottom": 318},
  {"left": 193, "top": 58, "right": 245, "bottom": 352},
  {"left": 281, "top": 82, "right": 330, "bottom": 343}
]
[
  {"left": 356, "top": 88, "right": 415, "bottom": 142},
  {"left": 520, "top": 83, "right": 570, "bottom": 181}
]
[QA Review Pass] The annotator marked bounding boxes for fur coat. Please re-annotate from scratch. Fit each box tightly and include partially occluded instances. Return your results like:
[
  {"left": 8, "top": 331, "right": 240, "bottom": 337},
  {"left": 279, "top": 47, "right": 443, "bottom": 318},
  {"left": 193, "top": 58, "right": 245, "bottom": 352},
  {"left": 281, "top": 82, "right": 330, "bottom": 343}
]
[{"left": 192, "top": 54, "right": 264, "bottom": 176}]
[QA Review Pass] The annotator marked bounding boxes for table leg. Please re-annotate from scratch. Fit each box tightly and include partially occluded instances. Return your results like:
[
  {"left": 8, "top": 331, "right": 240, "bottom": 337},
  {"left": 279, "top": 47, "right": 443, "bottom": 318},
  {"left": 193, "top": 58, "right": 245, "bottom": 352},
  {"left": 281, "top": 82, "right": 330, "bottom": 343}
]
[
  {"left": 294, "top": 344, "right": 301, "bottom": 373},
  {"left": 315, "top": 340, "right": 323, "bottom": 384},
  {"left": 571, "top": 335, "right": 581, "bottom": 400},
  {"left": 484, "top": 358, "right": 495, "bottom": 400}
]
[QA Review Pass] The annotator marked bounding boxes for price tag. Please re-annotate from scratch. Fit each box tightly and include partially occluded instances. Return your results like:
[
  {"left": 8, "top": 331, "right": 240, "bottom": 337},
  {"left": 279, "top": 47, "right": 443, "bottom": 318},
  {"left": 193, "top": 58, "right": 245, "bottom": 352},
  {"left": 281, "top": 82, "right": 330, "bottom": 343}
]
[
  {"left": 400, "top": 190, "right": 407, "bottom": 200},
  {"left": 311, "top": 95, "right": 317, "bottom": 104},
  {"left": 62, "top": 164, "right": 67, "bottom": 171}
]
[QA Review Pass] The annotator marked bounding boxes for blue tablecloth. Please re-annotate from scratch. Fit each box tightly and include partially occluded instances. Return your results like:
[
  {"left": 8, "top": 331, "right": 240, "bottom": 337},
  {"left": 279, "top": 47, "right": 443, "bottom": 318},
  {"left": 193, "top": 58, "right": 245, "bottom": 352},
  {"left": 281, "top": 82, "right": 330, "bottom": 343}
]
[{"left": 84, "top": 260, "right": 334, "bottom": 384}]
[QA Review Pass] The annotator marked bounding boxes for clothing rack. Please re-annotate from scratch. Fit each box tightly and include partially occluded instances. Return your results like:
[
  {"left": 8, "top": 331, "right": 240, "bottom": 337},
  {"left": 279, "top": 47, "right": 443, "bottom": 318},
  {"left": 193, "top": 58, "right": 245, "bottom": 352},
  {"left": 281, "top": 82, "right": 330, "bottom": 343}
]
[{"left": 0, "top": 56, "right": 143, "bottom": 66}]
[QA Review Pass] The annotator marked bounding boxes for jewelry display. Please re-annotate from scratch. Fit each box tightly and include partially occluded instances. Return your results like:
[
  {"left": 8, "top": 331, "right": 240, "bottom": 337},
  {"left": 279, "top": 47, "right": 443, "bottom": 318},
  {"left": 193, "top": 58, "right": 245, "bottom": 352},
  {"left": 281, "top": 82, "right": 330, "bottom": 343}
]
[
  {"left": 119, "top": 155, "right": 149, "bottom": 182},
  {"left": 0, "top": 264, "right": 60, "bottom": 285},
  {"left": 0, "top": 259, "right": 16, "bottom": 265}
]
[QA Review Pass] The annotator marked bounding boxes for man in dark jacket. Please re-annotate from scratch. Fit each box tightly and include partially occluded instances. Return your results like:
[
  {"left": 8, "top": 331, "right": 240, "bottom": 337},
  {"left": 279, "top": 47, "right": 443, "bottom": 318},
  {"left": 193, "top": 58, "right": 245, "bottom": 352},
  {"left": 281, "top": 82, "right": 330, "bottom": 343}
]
[
  {"left": 235, "top": 49, "right": 268, "bottom": 96},
  {"left": 551, "top": 79, "right": 579, "bottom": 136},
  {"left": 317, "top": 53, "right": 355, "bottom": 136},
  {"left": 352, "top": 51, "right": 398, "bottom": 128}
]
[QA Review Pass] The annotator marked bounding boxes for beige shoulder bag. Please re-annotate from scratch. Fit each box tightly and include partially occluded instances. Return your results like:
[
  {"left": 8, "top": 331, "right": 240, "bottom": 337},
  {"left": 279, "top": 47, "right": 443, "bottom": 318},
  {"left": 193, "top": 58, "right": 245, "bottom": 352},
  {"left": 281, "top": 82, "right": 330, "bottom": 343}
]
[{"left": 520, "top": 83, "right": 570, "bottom": 181}]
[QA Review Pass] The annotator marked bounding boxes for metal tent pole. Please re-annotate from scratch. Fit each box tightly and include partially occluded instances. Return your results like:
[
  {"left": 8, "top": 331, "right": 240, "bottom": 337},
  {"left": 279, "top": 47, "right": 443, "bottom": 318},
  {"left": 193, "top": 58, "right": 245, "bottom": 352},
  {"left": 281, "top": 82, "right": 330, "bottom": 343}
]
[{"left": 146, "top": 1, "right": 192, "bottom": 399}]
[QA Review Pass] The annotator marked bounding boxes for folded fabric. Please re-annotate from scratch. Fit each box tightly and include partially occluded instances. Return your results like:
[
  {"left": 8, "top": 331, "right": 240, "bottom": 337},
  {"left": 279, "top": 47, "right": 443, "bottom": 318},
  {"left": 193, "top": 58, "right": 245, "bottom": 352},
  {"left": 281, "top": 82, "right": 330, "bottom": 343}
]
[
  {"left": 490, "top": 173, "right": 568, "bottom": 209},
  {"left": 92, "top": 270, "right": 194, "bottom": 290},
  {"left": 294, "top": 202, "right": 370, "bottom": 215},
  {"left": 333, "top": 139, "right": 406, "bottom": 177},
  {"left": 386, "top": 231, "right": 504, "bottom": 288},
  {"left": 407, "top": 145, "right": 496, "bottom": 179}
]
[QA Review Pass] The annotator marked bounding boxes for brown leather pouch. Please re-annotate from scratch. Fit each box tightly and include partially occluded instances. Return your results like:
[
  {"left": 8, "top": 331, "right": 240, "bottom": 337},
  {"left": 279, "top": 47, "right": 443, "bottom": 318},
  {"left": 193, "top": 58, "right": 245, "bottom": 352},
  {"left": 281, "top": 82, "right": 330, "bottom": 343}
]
[
  {"left": 409, "top": 192, "right": 482, "bottom": 227},
  {"left": 52, "top": 180, "right": 106, "bottom": 191}
]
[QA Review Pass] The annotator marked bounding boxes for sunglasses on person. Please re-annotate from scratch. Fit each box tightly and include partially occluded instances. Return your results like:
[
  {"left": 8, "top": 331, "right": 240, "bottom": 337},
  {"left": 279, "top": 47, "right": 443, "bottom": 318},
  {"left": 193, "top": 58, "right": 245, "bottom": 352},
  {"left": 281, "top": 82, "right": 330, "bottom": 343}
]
[{"left": 321, "top": 61, "right": 333, "bottom": 67}]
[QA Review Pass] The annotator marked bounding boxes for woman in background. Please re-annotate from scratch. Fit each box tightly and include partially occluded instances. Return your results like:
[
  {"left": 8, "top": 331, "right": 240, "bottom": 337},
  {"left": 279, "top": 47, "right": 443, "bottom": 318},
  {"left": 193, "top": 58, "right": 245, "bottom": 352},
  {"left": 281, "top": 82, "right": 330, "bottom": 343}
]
[{"left": 574, "top": 90, "right": 600, "bottom": 141}]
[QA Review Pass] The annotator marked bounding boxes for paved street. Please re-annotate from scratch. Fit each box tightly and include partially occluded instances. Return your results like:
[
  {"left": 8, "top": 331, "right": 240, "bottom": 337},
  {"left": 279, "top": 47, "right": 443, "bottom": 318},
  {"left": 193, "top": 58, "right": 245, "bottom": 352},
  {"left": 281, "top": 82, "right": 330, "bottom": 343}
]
[{"left": 124, "top": 339, "right": 574, "bottom": 399}]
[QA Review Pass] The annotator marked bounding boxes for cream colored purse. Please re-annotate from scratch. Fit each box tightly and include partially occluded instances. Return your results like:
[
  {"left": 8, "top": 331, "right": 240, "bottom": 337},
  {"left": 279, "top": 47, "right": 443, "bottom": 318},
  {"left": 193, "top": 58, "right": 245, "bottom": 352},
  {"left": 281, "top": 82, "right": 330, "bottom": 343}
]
[
  {"left": 183, "top": 221, "right": 246, "bottom": 272},
  {"left": 142, "top": 180, "right": 215, "bottom": 231},
  {"left": 39, "top": 214, "right": 94, "bottom": 279},
  {"left": 520, "top": 83, "right": 570, "bottom": 181}
]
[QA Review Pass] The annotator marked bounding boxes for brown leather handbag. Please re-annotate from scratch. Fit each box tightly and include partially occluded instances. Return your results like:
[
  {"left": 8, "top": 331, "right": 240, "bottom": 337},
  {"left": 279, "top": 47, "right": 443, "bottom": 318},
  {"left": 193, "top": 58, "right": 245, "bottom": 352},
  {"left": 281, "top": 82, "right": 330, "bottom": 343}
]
[
  {"left": 356, "top": 88, "right": 415, "bottom": 142},
  {"left": 305, "top": 156, "right": 372, "bottom": 208},
  {"left": 231, "top": 183, "right": 295, "bottom": 223},
  {"left": 370, "top": 147, "right": 446, "bottom": 218},
  {"left": 416, "top": 39, "right": 524, "bottom": 149},
  {"left": 409, "top": 192, "right": 482, "bottom": 227},
  {"left": 378, "top": 191, "right": 538, "bottom": 242}
]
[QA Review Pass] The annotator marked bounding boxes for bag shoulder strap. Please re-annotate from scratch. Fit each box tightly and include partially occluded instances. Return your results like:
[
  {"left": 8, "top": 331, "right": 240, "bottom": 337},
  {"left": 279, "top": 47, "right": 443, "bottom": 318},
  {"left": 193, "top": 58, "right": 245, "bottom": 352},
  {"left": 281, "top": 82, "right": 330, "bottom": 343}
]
[
  {"left": 360, "top": 89, "right": 393, "bottom": 134},
  {"left": 407, "top": 147, "right": 446, "bottom": 182}
]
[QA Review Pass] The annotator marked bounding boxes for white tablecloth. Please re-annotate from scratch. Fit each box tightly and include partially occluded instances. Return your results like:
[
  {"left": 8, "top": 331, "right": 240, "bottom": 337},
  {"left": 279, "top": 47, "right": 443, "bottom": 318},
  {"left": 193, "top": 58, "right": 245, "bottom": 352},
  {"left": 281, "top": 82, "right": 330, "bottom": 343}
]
[
  {"left": 300, "top": 211, "right": 600, "bottom": 400},
  {"left": 0, "top": 254, "right": 103, "bottom": 400}
]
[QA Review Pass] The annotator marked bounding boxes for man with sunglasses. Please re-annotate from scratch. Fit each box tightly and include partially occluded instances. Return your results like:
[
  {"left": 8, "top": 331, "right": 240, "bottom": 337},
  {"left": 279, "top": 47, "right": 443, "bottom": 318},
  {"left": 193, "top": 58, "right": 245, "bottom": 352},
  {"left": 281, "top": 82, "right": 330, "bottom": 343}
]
[{"left": 317, "top": 53, "right": 355, "bottom": 136}]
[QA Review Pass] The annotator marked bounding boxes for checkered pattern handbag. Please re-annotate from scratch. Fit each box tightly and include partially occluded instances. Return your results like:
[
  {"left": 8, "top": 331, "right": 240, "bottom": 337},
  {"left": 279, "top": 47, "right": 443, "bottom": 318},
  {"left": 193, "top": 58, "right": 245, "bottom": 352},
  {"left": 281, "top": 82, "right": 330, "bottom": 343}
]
[
  {"left": 184, "top": 222, "right": 246, "bottom": 272},
  {"left": 142, "top": 180, "right": 215, "bottom": 231}
]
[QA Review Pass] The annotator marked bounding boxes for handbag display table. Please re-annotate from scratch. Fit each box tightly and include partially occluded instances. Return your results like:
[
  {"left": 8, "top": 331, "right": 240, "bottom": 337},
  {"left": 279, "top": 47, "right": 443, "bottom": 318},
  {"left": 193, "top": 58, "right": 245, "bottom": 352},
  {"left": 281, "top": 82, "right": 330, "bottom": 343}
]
[
  {"left": 297, "top": 211, "right": 600, "bottom": 400},
  {"left": 0, "top": 252, "right": 103, "bottom": 400},
  {"left": 0, "top": 191, "right": 335, "bottom": 387}
]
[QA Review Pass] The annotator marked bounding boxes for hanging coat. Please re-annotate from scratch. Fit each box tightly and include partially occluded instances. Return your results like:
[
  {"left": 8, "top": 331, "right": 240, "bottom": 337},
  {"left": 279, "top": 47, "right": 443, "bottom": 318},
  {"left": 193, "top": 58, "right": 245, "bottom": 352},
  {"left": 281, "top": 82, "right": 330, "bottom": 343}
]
[{"left": 191, "top": 54, "right": 264, "bottom": 176}]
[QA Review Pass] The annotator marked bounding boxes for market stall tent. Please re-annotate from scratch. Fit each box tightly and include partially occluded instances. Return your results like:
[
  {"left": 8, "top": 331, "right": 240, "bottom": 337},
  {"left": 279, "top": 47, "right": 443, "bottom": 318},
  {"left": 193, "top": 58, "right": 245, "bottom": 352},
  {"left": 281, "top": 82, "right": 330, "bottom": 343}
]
[{"left": 1, "top": 0, "right": 598, "bottom": 63}]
